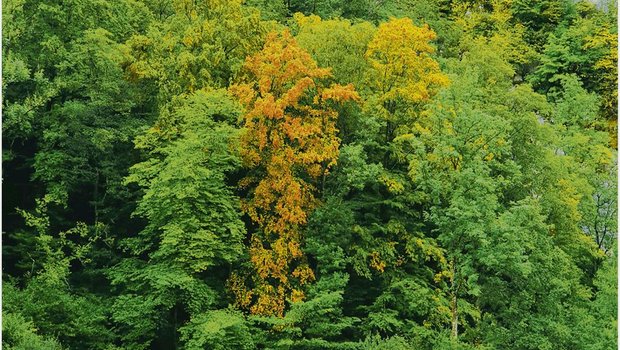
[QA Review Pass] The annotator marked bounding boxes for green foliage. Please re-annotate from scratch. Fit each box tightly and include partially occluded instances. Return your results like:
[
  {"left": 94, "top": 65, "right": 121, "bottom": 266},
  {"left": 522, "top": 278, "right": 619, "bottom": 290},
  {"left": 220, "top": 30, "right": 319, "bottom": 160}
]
[
  {"left": 294, "top": 14, "right": 375, "bottom": 87},
  {"left": 109, "top": 89, "right": 246, "bottom": 348},
  {"left": 124, "top": 90, "right": 245, "bottom": 270},
  {"left": 2, "top": 1, "right": 617, "bottom": 349},
  {"left": 589, "top": 245, "right": 619, "bottom": 349},
  {"left": 530, "top": 8, "right": 618, "bottom": 125},
  {"left": 359, "top": 335, "right": 414, "bottom": 350},
  {"left": 264, "top": 273, "right": 360, "bottom": 349},
  {"left": 125, "top": 0, "right": 265, "bottom": 101},
  {"left": 2, "top": 311, "right": 63, "bottom": 350},
  {"left": 477, "top": 201, "right": 592, "bottom": 349},
  {"left": 179, "top": 309, "right": 254, "bottom": 350},
  {"left": 511, "top": 0, "right": 574, "bottom": 48},
  {"left": 3, "top": 197, "right": 116, "bottom": 349}
]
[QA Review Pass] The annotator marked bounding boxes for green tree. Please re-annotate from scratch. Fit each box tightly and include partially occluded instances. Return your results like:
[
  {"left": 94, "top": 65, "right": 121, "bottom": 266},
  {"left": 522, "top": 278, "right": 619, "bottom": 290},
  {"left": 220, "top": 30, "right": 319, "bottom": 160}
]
[
  {"left": 3, "top": 197, "right": 117, "bottom": 349},
  {"left": 109, "top": 90, "right": 246, "bottom": 349},
  {"left": 124, "top": 0, "right": 264, "bottom": 102},
  {"left": 2, "top": 311, "right": 63, "bottom": 350}
]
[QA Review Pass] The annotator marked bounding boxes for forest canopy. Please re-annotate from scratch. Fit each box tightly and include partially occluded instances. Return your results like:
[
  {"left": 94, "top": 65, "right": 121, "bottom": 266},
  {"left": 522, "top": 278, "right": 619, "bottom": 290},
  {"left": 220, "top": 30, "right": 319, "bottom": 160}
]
[{"left": 2, "top": 0, "right": 618, "bottom": 349}]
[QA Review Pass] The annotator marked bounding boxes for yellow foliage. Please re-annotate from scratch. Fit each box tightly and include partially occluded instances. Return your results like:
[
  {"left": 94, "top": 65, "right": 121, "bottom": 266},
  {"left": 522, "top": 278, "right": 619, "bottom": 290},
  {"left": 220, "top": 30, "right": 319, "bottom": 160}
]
[
  {"left": 366, "top": 18, "right": 449, "bottom": 108},
  {"left": 230, "top": 30, "right": 358, "bottom": 316},
  {"left": 250, "top": 284, "right": 286, "bottom": 317},
  {"left": 369, "top": 251, "right": 386, "bottom": 273},
  {"left": 584, "top": 26, "right": 618, "bottom": 138},
  {"left": 290, "top": 289, "right": 305, "bottom": 303},
  {"left": 124, "top": 0, "right": 263, "bottom": 100},
  {"left": 557, "top": 178, "right": 583, "bottom": 222},
  {"left": 453, "top": 0, "right": 536, "bottom": 65},
  {"left": 380, "top": 174, "right": 405, "bottom": 194}
]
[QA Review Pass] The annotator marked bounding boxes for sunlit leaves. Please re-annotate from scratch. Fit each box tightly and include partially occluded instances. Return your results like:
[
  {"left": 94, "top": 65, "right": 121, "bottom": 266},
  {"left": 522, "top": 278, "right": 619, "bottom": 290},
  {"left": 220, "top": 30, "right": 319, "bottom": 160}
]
[{"left": 366, "top": 18, "right": 448, "bottom": 110}]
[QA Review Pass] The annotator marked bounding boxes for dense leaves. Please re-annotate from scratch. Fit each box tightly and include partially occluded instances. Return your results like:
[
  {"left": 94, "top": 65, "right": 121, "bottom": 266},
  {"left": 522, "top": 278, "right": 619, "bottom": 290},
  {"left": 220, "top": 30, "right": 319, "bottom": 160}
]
[
  {"left": 229, "top": 30, "right": 358, "bottom": 316},
  {"left": 2, "top": 0, "right": 617, "bottom": 349}
]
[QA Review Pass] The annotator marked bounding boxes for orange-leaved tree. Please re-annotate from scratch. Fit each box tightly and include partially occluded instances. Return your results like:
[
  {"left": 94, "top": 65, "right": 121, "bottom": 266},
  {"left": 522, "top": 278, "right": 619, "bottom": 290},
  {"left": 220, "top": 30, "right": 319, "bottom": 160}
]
[{"left": 229, "top": 30, "right": 359, "bottom": 316}]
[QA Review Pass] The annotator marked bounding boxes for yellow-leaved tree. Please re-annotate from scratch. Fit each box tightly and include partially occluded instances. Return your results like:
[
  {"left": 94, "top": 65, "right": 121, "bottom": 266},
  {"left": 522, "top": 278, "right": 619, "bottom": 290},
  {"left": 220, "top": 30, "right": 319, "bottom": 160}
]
[
  {"left": 229, "top": 30, "right": 359, "bottom": 316},
  {"left": 584, "top": 26, "right": 618, "bottom": 146},
  {"left": 365, "top": 17, "right": 449, "bottom": 146}
]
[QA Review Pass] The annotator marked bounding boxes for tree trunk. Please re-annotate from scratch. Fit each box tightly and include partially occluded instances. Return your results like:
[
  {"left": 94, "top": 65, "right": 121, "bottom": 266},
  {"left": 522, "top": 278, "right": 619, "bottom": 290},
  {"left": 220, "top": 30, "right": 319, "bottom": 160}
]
[
  {"left": 450, "top": 259, "right": 458, "bottom": 340},
  {"left": 451, "top": 292, "right": 458, "bottom": 339}
]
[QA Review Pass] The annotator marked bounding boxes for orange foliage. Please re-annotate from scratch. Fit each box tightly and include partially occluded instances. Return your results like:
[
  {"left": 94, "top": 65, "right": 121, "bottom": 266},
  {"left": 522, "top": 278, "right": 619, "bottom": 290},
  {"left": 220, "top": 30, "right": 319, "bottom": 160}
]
[{"left": 230, "top": 30, "right": 359, "bottom": 316}]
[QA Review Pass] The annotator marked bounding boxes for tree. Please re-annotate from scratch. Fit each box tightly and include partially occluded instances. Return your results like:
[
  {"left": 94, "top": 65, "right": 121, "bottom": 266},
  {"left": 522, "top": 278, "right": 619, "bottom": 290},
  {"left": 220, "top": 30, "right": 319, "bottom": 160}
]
[
  {"left": 229, "top": 29, "right": 359, "bottom": 317},
  {"left": 3, "top": 197, "right": 117, "bottom": 349},
  {"left": 2, "top": 311, "right": 63, "bottom": 350},
  {"left": 510, "top": 0, "right": 574, "bottom": 48},
  {"left": 548, "top": 75, "right": 617, "bottom": 254},
  {"left": 451, "top": 0, "right": 538, "bottom": 76},
  {"left": 124, "top": 0, "right": 264, "bottom": 103},
  {"left": 109, "top": 90, "right": 247, "bottom": 349},
  {"left": 2, "top": 0, "right": 153, "bottom": 303},
  {"left": 529, "top": 6, "right": 618, "bottom": 142},
  {"left": 294, "top": 14, "right": 375, "bottom": 88},
  {"left": 588, "top": 244, "right": 618, "bottom": 350},
  {"left": 365, "top": 17, "right": 448, "bottom": 138},
  {"left": 293, "top": 14, "right": 374, "bottom": 145}
]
